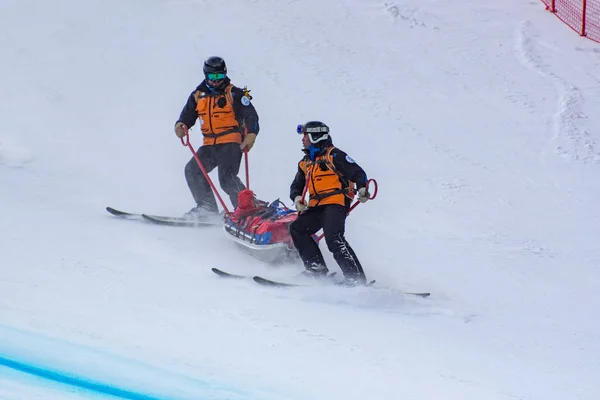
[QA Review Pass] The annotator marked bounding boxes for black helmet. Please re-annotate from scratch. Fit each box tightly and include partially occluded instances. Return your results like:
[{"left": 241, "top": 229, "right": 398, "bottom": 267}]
[
  {"left": 203, "top": 56, "right": 227, "bottom": 75},
  {"left": 298, "top": 121, "right": 330, "bottom": 144}
]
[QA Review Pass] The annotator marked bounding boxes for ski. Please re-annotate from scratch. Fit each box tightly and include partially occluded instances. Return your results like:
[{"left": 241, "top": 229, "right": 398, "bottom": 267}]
[
  {"left": 211, "top": 268, "right": 248, "bottom": 279},
  {"left": 212, "top": 268, "right": 430, "bottom": 297},
  {"left": 212, "top": 268, "right": 336, "bottom": 284},
  {"left": 141, "top": 214, "right": 218, "bottom": 227},
  {"left": 252, "top": 276, "right": 374, "bottom": 288},
  {"left": 406, "top": 292, "right": 431, "bottom": 298},
  {"left": 253, "top": 276, "right": 303, "bottom": 287},
  {"left": 106, "top": 207, "right": 142, "bottom": 218},
  {"left": 106, "top": 207, "right": 218, "bottom": 227},
  {"left": 252, "top": 275, "right": 430, "bottom": 296}
]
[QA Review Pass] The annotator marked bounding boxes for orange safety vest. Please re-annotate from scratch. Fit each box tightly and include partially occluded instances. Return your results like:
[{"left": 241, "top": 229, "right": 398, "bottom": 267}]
[
  {"left": 299, "top": 147, "right": 356, "bottom": 207},
  {"left": 194, "top": 84, "right": 242, "bottom": 146}
]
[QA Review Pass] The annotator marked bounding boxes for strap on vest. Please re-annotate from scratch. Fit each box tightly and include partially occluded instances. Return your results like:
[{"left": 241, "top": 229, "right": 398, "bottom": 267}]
[
  {"left": 322, "top": 147, "right": 351, "bottom": 189},
  {"left": 202, "top": 129, "right": 240, "bottom": 138},
  {"left": 306, "top": 147, "right": 354, "bottom": 202},
  {"left": 195, "top": 85, "right": 235, "bottom": 103},
  {"left": 309, "top": 188, "right": 345, "bottom": 201},
  {"left": 224, "top": 85, "right": 235, "bottom": 107}
]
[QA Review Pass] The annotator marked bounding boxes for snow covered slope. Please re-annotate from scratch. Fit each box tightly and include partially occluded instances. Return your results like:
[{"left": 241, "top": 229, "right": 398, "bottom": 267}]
[{"left": 1, "top": 0, "right": 599, "bottom": 399}]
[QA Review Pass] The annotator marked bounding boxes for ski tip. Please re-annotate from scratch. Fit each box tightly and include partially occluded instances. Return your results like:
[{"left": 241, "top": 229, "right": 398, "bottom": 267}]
[
  {"left": 211, "top": 268, "right": 246, "bottom": 279},
  {"left": 252, "top": 276, "right": 299, "bottom": 287},
  {"left": 252, "top": 276, "right": 272, "bottom": 285},
  {"left": 106, "top": 207, "right": 134, "bottom": 217},
  {"left": 407, "top": 292, "right": 431, "bottom": 298},
  {"left": 211, "top": 267, "right": 229, "bottom": 277},
  {"left": 211, "top": 267, "right": 231, "bottom": 276}
]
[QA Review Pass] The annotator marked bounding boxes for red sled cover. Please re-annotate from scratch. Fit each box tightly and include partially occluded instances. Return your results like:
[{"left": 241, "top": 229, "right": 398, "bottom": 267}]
[{"left": 226, "top": 189, "right": 297, "bottom": 246}]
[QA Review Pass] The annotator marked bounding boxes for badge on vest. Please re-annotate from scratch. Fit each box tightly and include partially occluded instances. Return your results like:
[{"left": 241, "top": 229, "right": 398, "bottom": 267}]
[
  {"left": 346, "top": 155, "right": 356, "bottom": 163},
  {"left": 241, "top": 96, "right": 251, "bottom": 106}
]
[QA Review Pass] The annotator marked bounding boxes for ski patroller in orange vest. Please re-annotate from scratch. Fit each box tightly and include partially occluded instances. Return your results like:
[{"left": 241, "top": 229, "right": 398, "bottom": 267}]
[
  {"left": 194, "top": 83, "right": 243, "bottom": 146},
  {"left": 299, "top": 146, "right": 356, "bottom": 207}
]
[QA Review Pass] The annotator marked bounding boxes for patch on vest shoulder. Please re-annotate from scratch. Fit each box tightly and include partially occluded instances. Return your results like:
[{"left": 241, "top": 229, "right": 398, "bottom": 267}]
[
  {"left": 346, "top": 155, "right": 356, "bottom": 163},
  {"left": 241, "top": 96, "right": 251, "bottom": 106}
]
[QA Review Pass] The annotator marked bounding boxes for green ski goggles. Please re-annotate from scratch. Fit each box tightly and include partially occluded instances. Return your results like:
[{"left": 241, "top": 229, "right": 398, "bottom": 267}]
[{"left": 206, "top": 73, "right": 226, "bottom": 81}]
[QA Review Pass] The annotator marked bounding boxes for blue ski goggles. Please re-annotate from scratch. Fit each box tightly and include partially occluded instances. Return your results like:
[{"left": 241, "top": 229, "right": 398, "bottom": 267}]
[
  {"left": 206, "top": 72, "right": 226, "bottom": 81},
  {"left": 297, "top": 124, "right": 305, "bottom": 134}
]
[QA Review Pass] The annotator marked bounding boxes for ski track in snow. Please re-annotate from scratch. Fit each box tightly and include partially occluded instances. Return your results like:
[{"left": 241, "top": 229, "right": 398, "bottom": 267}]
[
  {"left": 383, "top": 2, "right": 429, "bottom": 28},
  {"left": 515, "top": 20, "right": 600, "bottom": 164}
]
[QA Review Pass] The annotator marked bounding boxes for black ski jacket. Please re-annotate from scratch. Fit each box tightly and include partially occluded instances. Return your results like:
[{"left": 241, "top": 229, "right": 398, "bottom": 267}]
[
  {"left": 176, "top": 79, "right": 259, "bottom": 134},
  {"left": 290, "top": 146, "right": 368, "bottom": 203}
]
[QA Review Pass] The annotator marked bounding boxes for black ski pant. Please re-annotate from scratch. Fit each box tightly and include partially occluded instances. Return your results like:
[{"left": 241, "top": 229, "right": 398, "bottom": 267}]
[
  {"left": 184, "top": 143, "right": 245, "bottom": 212},
  {"left": 289, "top": 204, "right": 366, "bottom": 280}
]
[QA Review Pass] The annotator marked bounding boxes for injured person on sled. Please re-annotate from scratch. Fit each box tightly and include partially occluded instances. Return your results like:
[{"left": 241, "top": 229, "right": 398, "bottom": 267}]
[{"left": 223, "top": 189, "right": 300, "bottom": 263}]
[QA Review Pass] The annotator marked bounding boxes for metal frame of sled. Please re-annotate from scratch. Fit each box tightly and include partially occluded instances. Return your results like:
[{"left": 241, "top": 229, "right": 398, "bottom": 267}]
[{"left": 223, "top": 221, "right": 298, "bottom": 264}]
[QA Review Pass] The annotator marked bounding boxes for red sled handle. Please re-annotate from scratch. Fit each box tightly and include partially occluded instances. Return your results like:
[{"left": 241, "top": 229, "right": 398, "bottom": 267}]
[{"left": 180, "top": 127, "right": 232, "bottom": 216}]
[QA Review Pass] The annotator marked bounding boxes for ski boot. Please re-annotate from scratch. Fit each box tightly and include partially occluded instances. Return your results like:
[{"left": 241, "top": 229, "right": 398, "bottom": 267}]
[
  {"left": 301, "top": 255, "right": 330, "bottom": 279},
  {"left": 336, "top": 274, "right": 367, "bottom": 287},
  {"left": 184, "top": 205, "right": 220, "bottom": 222}
]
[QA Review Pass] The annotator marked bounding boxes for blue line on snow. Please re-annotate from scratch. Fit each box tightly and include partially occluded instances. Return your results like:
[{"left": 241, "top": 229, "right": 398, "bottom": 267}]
[{"left": 0, "top": 355, "right": 168, "bottom": 400}]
